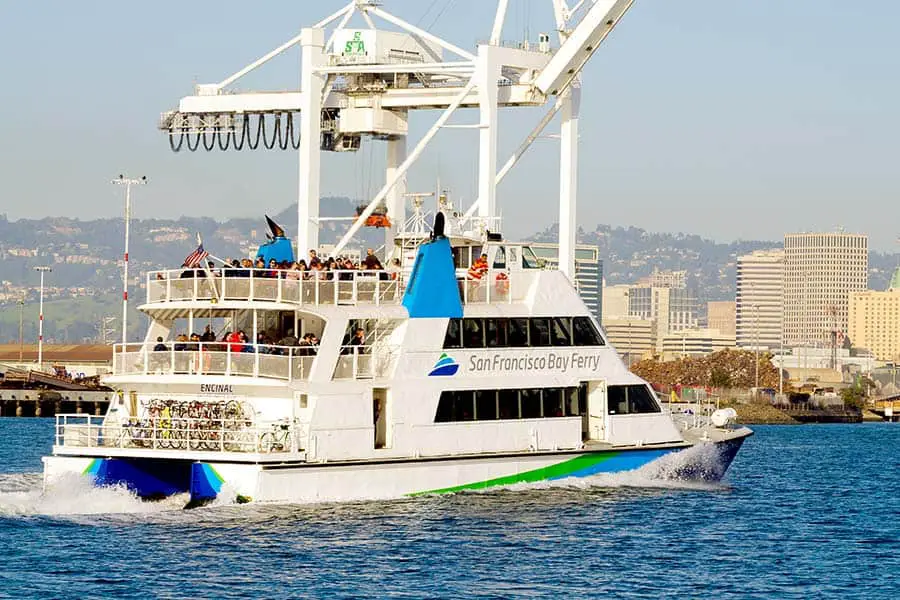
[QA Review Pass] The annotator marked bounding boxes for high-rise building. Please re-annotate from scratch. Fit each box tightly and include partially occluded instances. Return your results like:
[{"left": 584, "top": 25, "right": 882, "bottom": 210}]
[
  {"left": 848, "top": 267, "right": 900, "bottom": 361},
  {"left": 629, "top": 285, "right": 698, "bottom": 337},
  {"left": 736, "top": 249, "right": 784, "bottom": 350},
  {"left": 783, "top": 232, "right": 868, "bottom": 346},
  {"left": 707, "top": 301, "right": 736, "bottom": 338},
  {"left": 601, "top": 316, "right": 655, "bottom": 364},
  {"left": 529, "top": 243, "right": 603, "bottom": 319}
]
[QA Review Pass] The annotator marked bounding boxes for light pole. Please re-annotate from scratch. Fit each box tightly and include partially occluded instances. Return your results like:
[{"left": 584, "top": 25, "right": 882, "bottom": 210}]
[
  {"left": 112, "top": 174, "right": 148, "bottom": 344},
  {"left": 34, "top": 266, "right": 51, "bottom": 370},
  {"left": 17, "top": 292, "right": 25, "bottom": 362},
  {"left": 754, "top": 303, "right": 760, "bottom": 396}
]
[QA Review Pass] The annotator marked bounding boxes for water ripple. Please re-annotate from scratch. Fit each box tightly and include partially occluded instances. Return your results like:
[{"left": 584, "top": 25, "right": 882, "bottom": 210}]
[{"left": 0, "top": 420, "right": 898, "bottom": 598}]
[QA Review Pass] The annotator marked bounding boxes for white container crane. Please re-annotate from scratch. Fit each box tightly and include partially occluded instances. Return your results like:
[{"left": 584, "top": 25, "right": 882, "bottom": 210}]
[{"left": 159, "top": 0, "right": 638, "bottom": 278}]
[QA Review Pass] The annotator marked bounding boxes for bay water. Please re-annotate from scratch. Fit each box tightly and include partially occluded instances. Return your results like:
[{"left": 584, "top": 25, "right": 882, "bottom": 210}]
[{"left": 0, "top": 419, "right": 897, "bottom": 598}]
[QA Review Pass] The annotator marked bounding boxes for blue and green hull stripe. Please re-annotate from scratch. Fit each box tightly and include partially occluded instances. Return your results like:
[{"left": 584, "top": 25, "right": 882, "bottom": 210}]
[
  {"left": 81, "top": 458, "right": 224, "bottom": 504},
  {"left": 410, "top": 447, "right": 674, "bottom": 496}
]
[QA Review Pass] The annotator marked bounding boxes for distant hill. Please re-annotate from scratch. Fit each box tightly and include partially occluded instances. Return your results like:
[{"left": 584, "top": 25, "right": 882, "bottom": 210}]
[{"left": 0, "top": 206, "right": 897, "bottom": 342}]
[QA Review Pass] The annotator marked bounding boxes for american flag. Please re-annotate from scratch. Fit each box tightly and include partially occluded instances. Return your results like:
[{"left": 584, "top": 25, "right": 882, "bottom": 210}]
[{"left": 183, "top": 243, "right": 209, "bottom": 268}]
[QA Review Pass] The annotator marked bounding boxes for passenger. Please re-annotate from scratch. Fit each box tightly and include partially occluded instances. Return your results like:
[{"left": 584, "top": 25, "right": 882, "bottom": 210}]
[
  {"left": 349, "top": 328, "right": 366, "bottom": 353},
  {"left": 308, "top": 249, "right": 321, "bottom": 268},
  {"left": 363, "top": 248, "right": 383, "bottom": 270},
  {"left": 278, "top": 329, "right": 299, "bottom": 347},
  {"left": 386, "top": 258, "right": 401, "bottom": 280},
  {"left": 153, "top": 336, "right": 167, "bottom": 352},
  {"left": 239, "top": 330, "right": 253, "bottom": 352},
  {"left": 226, "top": 331, "right": 244, "bottom": 353},
  {"left": 200, "top": 324, "right": 216, "bottom": 343},
  {"left": 467, "top": 253, "right": 489, "bottom": 280},
  {"left": 206, "top": 260, "right": 218, "bottom": 277},
  {"left": 267, "top": 258, "right": 278, "bottom": 278},
  {"left": 173, "top": 334, "right": 189, "bottom": 351}
]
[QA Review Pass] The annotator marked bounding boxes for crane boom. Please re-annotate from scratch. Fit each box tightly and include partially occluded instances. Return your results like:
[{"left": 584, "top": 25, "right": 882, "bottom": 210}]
[{"left": 533, "top": 0, "right": 635, "bottom": 96}]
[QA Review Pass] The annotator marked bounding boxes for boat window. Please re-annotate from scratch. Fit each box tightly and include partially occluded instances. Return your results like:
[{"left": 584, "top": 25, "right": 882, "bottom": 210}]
[
  {"left": 508, "top": 247, "right": 518, "bottom": 268},
  {"left": 444, "top": 318, "right": 462, "bottom": 349},
  {"left": 520, "top": 389, "right": 542, "bottom": 419},
  {"left": 542, "top": 388, "right": 564, "bottom": 418},
  {"left": 463, "top": 318, "right": 484, "bottom": 348},
  {"left": 443, "top": 317, "right": 606, "bottom": 349},
  {"left": 475, "top": 390, "right": 498, "bottom": 420},
  {"left": 435, "top": 390, "right": 475, "bottom": 422},
  {"left": 550, "top": 317, "right": 572, "bottom": 347},
  {"left": 498, "top": 389, "right": 520, "bottom": 419},
  {"left": 492, "top": 246, "right": 506, "bottom": 269},
  {"left": 529, "top": 318, "right": 551, "bottom": 347},
  {"left": 508, "top": 318, "right": 529, "bottom": 346},
  {"left": 522, "top": 246, "right": 541, "bottom": 269},
  {"left": 434, "top": 386, "right": 584, "bottom": 422},
  {"left": 565, "top": 386, "right": 581, "bottom": 417},
  {"left": 485, "top": 319, "right": 508, "bottom": 347},
  {"left": 607, "top": 384, "right": 661, "bottom": 415},
  {"left": 573, "top": 316, "right": 605, "bottom": 346}
]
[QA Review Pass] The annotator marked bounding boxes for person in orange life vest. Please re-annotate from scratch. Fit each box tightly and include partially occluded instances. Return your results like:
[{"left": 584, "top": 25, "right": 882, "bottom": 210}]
[{"left": 467, "top": 253, "right": 489, "bottom": 280}]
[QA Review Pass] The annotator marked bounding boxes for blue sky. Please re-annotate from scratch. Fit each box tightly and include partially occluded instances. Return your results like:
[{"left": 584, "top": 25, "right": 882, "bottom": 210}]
[{"left": 0, "top": 1, "right": 897, "bottom": 250}]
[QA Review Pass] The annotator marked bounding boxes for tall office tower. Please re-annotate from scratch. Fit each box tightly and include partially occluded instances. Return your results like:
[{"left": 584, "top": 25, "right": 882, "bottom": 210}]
[
  {"left": 848, "top": 267, "right": 900, "bottom": 361},
  {"left": 707, "top": 301, "right": 736, "bottom": 337},
  {"left": 736, "top": 250, "right": 784, "bottom": 350},
  {"left": 783, "top": 232, "right": 868, "bottom": 346}
]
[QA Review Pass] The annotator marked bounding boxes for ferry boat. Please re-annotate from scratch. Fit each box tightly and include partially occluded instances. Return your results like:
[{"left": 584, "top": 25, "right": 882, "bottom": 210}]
[
  {"left": 43, "top": 1, "right": 754, "bottom": 505},
  {"left": 42, "top": 208, "right": 752, "bottom": 506}
]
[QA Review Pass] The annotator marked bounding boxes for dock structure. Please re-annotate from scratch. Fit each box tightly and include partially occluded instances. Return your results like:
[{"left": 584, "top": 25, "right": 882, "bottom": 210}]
[
  {"left": 0, "top": 389, "right": 113, "bottom": 417},
  {"left": 872, "top": 397, "right": 900, "bottom": 422},
  {"left": 0, "top": 344, "right": 114, "bottom": 417}
]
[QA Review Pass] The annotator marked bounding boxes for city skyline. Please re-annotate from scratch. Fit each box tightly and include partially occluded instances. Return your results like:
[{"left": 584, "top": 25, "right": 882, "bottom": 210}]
[{"left": 1, "top": 1, "right": 898, "bottom": 251}]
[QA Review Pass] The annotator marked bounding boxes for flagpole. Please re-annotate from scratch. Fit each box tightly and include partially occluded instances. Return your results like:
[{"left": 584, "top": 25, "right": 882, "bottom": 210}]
[{"left": 113, "top": 175, "right": 147, "bottom": 345}]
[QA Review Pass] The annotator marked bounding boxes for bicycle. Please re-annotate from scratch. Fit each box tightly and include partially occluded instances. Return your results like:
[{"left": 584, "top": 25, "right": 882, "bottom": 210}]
[{"left": 258, "top": 420, "right": 292, "bottom": 453}]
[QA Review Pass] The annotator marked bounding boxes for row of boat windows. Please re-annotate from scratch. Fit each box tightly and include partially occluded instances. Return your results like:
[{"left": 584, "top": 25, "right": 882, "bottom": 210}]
[
  {"left": 434, "top": 384, "right": 660, "bottom": 423},
  {"left": 444, "top": 317, "right": 605, "bottom": 349},
  {"left": 435, "top": 386, "right": 587, "bottom": 422}
]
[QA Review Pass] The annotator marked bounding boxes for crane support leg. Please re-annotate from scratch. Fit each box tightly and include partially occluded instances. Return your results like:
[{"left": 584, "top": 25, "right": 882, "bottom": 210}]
[
  {"left": 385, "top": 134, "right": 408, "bottom": 256},
  {"left": 477, "top": 46, "right": 502, "bottom": 218},
  {"left": 558, "top": 84, "right": 580, "bottom": 280},
  {"left": 298, "top": 28, "right": 325, "bottom": 257}
]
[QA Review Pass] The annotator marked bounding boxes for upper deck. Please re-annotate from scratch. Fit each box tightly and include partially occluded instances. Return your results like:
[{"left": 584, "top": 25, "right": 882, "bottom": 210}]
[{"left": 143, "top": 267, "right": 537, "bottom": 309}]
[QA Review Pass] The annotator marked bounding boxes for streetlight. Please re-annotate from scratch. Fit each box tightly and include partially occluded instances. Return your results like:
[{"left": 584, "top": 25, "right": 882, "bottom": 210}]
[
  {"left": 754, "top": 303, "right": 760, "bottom": 397},
  {"left": 34, "top": 266, "right": 52, "bottom": 370},
  {"left": 17, "top": 292, "right": 25, "bottom": 362},
  {"left": 112, "top": 174, "right": 148, "bottom": 345}
]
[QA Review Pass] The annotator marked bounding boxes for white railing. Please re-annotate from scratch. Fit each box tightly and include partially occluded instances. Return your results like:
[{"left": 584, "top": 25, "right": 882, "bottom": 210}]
[
  {"left": 55, "top": 413, "right": 303, "bottom": 454},
  {"left": 146, "top": 268, "right": 404, "bottom": 306},
  {"left": 455, "top": 269, "right": 536, "bottom": 304},
  {"left": 333, "top": 345, "right": 400, "bottom": 379},
  {"left": 111, "top": 342, "right": 315, "bottom": 381},
  {"left": 145, "top": 266, "right": 537, "bottom": 306}
]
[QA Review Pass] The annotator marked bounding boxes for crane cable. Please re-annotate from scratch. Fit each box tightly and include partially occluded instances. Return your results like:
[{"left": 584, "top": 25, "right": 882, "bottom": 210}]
[{"left": 167, "top": 113, "right": 302, "bottom": 152}]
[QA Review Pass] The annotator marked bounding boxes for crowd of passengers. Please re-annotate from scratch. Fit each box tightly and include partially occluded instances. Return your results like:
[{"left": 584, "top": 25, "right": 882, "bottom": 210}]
[
  {"left": 152, "top": 325, "right": 321, "bottom": 356},
  {"left": 174, "top": 249, "right": 401, "bottom": 281}
]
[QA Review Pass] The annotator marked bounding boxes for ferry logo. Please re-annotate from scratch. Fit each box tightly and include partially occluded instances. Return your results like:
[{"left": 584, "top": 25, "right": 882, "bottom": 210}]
[{"left": 429, "top": 353, "right": 459, "bottom": 377}]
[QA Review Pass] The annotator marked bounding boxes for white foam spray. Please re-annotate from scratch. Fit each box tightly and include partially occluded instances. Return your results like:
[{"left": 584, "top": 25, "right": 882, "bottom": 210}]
[{"left": 0, "top": 472, "right": 186, "bottom": 518}]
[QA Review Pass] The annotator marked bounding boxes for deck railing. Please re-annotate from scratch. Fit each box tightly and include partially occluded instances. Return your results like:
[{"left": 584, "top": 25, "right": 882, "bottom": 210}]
[
  {"left": 144, "top": 267, "right": 537, "bottom": 306},
  {"left": 333, "top": 344, "right": 400, "bottom": 379},
  {"left": 112, "top": 342, "right": 315, "bottom": 381},
  {"left": 55, "top": 413, "right": 303, "bottom": 454},
  {"left": 146, "top": 268, "right": 403, "bottom": 306}
]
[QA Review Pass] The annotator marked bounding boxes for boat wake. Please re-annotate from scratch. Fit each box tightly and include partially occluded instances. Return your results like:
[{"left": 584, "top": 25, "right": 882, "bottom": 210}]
[{"left": 0, "top": 473, "right": 187, "bottom": 518}]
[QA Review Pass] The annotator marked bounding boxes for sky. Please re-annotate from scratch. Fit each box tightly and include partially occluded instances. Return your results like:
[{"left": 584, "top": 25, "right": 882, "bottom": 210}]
[{"left": 0, "top": 0, "right": 897, "bottom": 250}]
